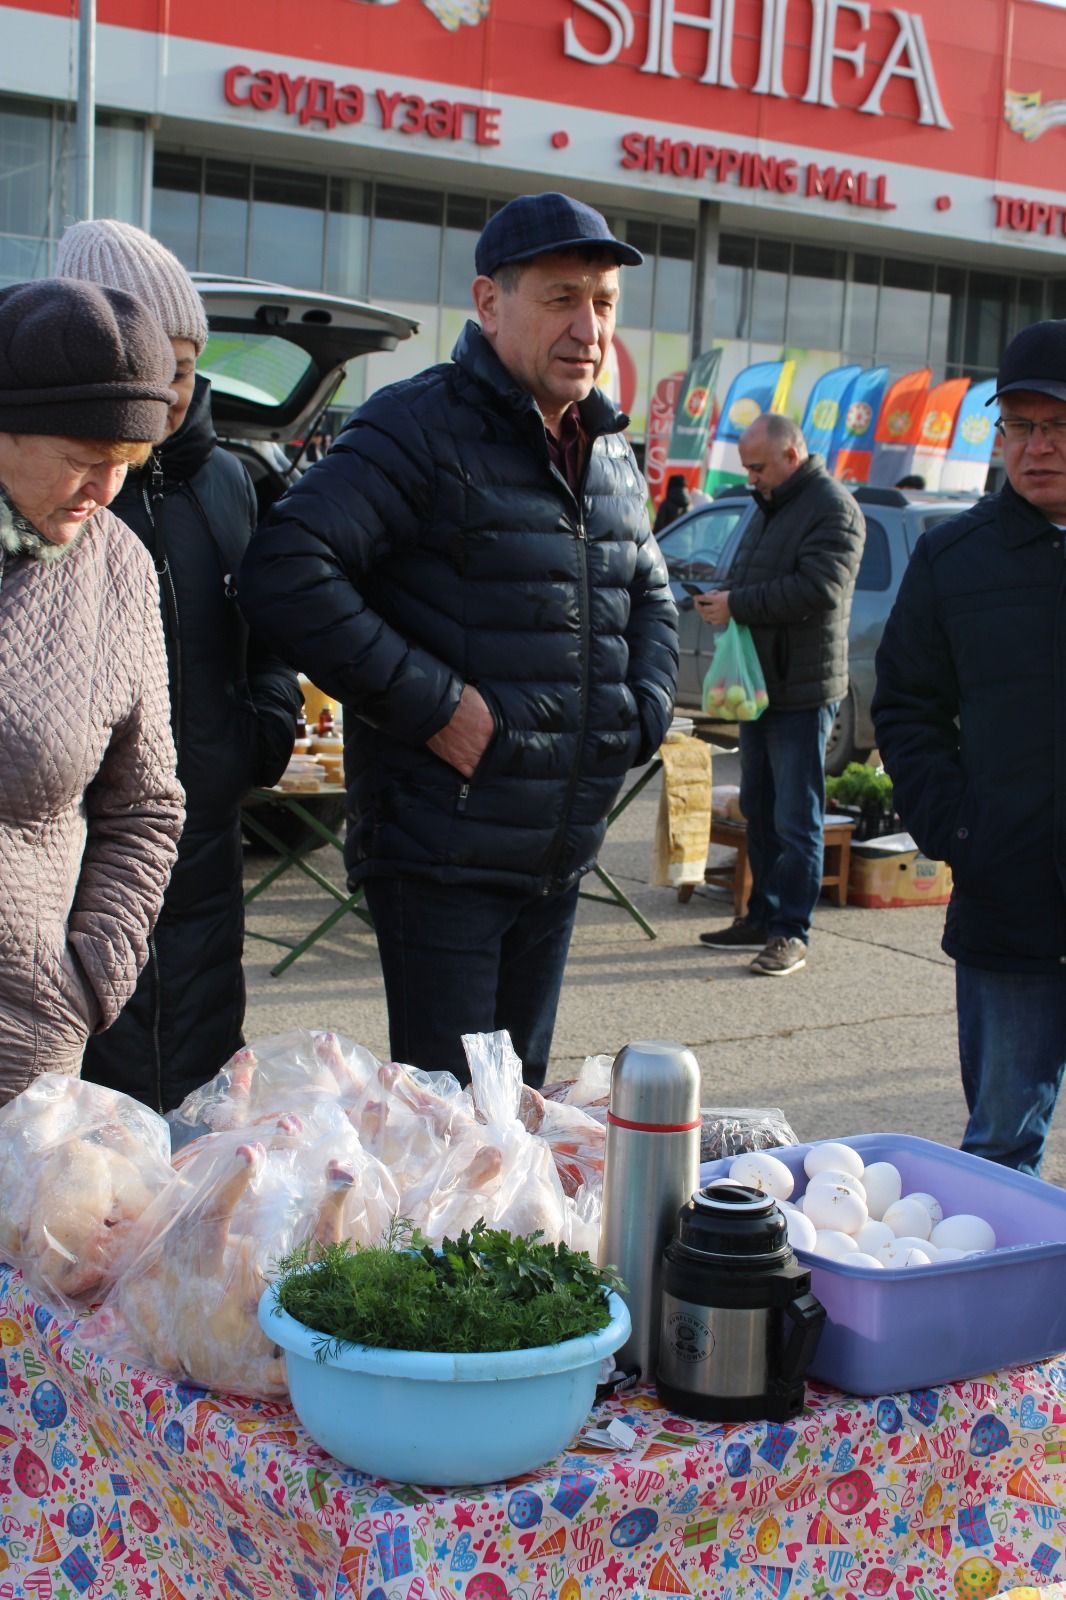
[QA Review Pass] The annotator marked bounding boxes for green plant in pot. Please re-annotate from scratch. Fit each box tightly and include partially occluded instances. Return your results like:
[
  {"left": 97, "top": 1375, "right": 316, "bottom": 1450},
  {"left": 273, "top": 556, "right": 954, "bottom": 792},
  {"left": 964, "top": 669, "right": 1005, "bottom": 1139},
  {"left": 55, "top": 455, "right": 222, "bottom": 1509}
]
[{"left": 260, "top": 1220, "right": 631, "bottom": 1485}]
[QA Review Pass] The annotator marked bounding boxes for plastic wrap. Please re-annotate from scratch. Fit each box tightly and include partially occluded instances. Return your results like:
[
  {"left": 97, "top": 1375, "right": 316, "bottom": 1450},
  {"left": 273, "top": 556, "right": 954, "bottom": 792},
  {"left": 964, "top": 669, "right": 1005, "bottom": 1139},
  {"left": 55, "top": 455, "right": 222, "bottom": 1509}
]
[
  {"left": 698, "top": 1107, "right": 798, "bottom": 1164},
  {"left": 0, "top": 1074, "right": 175, "bottom": 1308}
]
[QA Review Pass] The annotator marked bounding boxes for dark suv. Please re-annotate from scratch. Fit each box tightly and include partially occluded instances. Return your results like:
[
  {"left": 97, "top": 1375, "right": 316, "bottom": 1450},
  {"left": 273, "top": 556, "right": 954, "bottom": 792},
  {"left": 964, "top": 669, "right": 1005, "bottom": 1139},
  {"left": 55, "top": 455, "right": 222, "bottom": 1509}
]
[{"left": 656, "top": 484, "right": 981, "bottom": 774}]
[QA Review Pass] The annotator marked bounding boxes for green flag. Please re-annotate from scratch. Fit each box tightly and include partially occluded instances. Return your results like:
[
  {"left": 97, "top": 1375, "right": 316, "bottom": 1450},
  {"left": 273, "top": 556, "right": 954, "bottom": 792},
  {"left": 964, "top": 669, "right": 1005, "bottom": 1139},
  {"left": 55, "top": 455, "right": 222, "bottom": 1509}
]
[{"left": 665, "top": 347, "right": 722, "bottom": 467}]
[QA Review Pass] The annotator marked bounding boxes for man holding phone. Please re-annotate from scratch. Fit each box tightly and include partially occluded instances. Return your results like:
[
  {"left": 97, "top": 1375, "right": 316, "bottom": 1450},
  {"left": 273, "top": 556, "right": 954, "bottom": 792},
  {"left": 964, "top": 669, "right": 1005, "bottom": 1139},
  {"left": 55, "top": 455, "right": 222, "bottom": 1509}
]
[{"left": 695, "top": 413, "right": 864, "bottom": 976}]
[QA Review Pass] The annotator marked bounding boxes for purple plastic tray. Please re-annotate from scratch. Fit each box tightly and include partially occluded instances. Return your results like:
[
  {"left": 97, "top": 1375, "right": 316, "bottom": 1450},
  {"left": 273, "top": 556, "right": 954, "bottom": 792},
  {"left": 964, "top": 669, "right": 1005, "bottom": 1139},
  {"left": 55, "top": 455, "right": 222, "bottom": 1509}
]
[{"left": 700, "top": 1133, "right": 1066, "bottom": 1395}]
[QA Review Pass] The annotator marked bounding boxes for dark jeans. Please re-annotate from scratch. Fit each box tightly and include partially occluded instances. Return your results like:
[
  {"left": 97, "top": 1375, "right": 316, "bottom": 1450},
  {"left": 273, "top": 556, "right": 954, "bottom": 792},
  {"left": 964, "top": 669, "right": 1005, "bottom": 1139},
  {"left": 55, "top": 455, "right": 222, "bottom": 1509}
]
[
  {"left": 362, "top": 876, "right": 581, "bottom": 1089},
  {"left": 739, "top": 702, "right": 837, "bottom": 944},
  {"left": 957, "top": 962, "right": 1066, "bottom": 1175}
]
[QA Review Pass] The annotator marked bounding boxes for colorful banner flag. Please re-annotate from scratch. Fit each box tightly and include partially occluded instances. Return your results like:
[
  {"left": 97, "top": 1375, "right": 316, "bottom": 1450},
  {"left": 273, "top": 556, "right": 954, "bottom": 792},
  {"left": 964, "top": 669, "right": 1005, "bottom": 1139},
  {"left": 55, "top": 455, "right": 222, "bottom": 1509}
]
[
  {"left": 704, "top": 359, "right": 796, "bottom": 490},
  {"left": 800, "top": 364, "right": 864, "bottom": 460},
  {"left": 939, "top": 378, "right": 998, "bottom": 491},
  {"left": 644, "top": 370, "right": 685, "bottom": 503},
  {"left": 829, "top": 366, "right": 889, "bottom": 482},
  {"left": 907, "top": 378, "right": 972, "bottom": 489},
  {"left": 666, "top": 347, "right": 723, "bottom": 467},
  {"left": 867, "top": 367, "right": 932, "bottom": 486}
]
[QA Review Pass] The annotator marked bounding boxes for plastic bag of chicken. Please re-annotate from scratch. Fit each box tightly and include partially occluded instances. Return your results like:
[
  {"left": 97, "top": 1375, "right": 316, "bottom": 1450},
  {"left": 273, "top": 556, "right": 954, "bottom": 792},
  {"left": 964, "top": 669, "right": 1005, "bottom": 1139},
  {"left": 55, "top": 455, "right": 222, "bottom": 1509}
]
[
  {"left": 166, "top": 1028, "right": 385, "bottom": 1151},
  {"left": 514, "top": 1061, "right": 608, "bottom": 1200},
  {"left": 392, "top": 1029, "right": 594, "bottom": 1253},
  {"left": 82, "top": 1113, "right": 401, "bottom": 1397},
  {"left": 0, "top": 1073, "right": 176, "bottom": 1310}
]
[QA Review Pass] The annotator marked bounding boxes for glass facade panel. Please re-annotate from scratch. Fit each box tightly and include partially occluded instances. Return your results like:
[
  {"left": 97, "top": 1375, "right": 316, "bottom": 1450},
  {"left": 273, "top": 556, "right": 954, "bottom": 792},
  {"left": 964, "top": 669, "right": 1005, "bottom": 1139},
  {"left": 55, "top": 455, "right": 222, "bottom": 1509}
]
[
  {"left": 369, "top": 184, "right": 442, "bottom": 304},
  {"left": 714, "top": 234, "right": 753, "bottom": 341},
  {"left": 93, "top": 114, "right": 143, "bottom": 224},
  {"left": 152, "top": 152, "right": 200, "bottom": 267},
  {"left": 789, "top": 245, "right": 845, "bottom": 350},
  {"left": 843, "top": 254, "right": 879, "bottom": 358},
  {"left": 751, "top": 238, "right": 789, "bottom": 344},
  {"left": 620, "top": 219, "right": 657, "bottom": 330},
  {"left": 325, "top": 176, "right": 368, "bottom": 300},
  {"left": 0, "top": 98, "right": 50, "bottom": 241},
  {"left": 201, "top": 159, "right": 249, "bottom": 277},
  {"left": 930, "top": 265, "right": 965, "bottom": 373},
  {"left": 965, "top": 272, "right": 1011, "bottom": 372},
  {"left": 1015, "top": 276, "right": 1044, "bottom": 337},
  {"left": 250, "top": 167, "right": 326, "bottom": 289},
  {"left": 653, "top": 224, "right": 695, "bottom": 334},
  {"left": 441, "top": 193, "right": 486, "bottom": 308},
  {"left": 876, "top": 258, "right": 933, "bottom": 366}
]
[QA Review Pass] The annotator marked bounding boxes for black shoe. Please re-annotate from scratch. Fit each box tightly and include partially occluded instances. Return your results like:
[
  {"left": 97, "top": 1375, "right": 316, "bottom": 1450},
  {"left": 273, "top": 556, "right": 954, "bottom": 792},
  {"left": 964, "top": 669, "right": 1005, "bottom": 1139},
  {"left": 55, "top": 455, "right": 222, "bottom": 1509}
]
[{"left": 698, "top": 918, "right": 769, "bottom": 951}]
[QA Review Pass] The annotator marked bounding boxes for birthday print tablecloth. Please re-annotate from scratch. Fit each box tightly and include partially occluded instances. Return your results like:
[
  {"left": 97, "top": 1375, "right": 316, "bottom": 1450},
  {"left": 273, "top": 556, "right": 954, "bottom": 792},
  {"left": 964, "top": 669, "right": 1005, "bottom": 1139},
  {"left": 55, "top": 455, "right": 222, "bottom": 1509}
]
[{"left": 2, "top": 1263, "right": 1066, "bottom": 1600}]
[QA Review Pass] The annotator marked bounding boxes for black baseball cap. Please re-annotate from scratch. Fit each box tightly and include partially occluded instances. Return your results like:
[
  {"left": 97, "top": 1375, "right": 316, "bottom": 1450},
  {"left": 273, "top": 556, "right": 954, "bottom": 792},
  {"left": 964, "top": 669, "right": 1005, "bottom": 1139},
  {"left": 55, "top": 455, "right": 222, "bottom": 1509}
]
[
  {"left": 987, "top": 319, "right": 1066, "bottom": 406},
  {"left": 475, "top": 193, "right": 643, "bottom": 279}
]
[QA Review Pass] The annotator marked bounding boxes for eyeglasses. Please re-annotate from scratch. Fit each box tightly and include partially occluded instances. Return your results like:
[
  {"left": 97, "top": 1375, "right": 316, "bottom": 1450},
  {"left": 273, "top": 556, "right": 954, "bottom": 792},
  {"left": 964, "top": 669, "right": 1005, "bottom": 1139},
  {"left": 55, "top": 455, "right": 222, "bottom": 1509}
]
[{"left": 995, "top": 416, "right": 1066, "bottom": 442}]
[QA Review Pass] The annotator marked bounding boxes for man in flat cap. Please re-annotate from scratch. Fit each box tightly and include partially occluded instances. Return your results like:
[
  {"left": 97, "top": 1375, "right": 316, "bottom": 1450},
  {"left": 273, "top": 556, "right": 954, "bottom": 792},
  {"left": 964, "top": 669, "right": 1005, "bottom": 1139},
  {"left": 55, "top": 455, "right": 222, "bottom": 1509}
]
[
  {"left": 873, "top": 321, "right": 1066, "bottom": 1175},
  {"left": 240, "top": 192, "right": 678, "bottom": 1086}
]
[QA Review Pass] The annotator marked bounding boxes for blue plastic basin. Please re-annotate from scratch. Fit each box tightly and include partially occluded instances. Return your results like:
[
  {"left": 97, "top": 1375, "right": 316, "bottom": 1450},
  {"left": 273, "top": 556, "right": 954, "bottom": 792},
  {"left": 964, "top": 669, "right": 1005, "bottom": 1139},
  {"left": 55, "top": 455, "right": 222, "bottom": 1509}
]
[{"left": 258, "top": 1284, "right": 631, "bottom": 1485}]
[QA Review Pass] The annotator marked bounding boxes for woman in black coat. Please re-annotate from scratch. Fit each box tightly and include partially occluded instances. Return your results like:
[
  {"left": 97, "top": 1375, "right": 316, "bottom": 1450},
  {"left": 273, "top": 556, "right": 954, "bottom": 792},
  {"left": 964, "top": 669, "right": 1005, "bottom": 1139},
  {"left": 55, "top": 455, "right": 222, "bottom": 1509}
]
[{"left": 58, "top": 221, "right": 300, "bottom": 1111}]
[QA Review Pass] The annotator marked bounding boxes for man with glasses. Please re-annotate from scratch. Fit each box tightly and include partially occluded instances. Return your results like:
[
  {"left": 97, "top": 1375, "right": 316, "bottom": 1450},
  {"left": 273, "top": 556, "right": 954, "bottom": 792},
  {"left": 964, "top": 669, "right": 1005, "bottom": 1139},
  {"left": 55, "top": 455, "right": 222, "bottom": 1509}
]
[{"left": 873, "top": 321, "right": 1066, "bottom": 1175}]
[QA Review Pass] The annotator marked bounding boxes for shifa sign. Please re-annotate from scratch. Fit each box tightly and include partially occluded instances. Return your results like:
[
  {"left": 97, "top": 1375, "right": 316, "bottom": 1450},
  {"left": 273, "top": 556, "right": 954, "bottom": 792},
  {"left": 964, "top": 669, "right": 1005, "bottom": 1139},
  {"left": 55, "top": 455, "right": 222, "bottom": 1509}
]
[{"left": 563, "top": 0, "right": 951, "bottom": 128}]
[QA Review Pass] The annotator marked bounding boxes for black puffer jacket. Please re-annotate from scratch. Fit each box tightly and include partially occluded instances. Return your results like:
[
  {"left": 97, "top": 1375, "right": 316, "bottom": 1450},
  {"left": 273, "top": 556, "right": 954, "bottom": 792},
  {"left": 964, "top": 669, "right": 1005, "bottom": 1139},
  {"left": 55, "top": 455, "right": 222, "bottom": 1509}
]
[
  {"left": 726, "top": 456, "right": 865, "bottom": 709},
  {"left": 82, "top": 377, "right": 301, "bottom": 1110},
  {"left": 873, "top": 484, "right": 1066, "bottom": 973},
  {"left": 239, "top": 322, "right": 678, "bottom": 893}
]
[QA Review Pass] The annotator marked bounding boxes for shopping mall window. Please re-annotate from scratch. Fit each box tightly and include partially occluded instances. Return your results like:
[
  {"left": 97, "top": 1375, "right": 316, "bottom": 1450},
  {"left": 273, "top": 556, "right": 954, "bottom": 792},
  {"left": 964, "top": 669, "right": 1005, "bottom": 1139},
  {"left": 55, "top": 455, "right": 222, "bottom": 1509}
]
[
  {"left": 714, "top": 234, "right": 753, "bottom": 341},
  {"left": 964, "top": 272, "right": 1012, "bottom": 373},
  {"left": 842, "top": 254, "right": 878, "bottom": 359},
  {"left": 442, "top": 194, "right": 487, "bottom": 307},
  {"left": 619, "top": 218, "right": 657, "bottom": 329},
  {"left": 250, "top": 168, "right": 327, "bottom": 290},
  {"left": 201, "top": 160, "right": 249, "bottom": 279},
  {"left": 930, "top": 265, "right": 965, "bottom": 374},
  {"left": 0, "top": 95, "right": 142, "bottom": 284},
  {"left": 876, "top": 258, "right": 933, "bottom": 368},
  {"left": 653, "top": 225, "right": 695, "bottom": 334},
  {"left": 369, "top": 184, "right": 442, "bottom": 304},
  {"left": 153, "top": 152, "right": 200, "bottom": 269},
  {"left": 789, "top": 245, "right": 845, "bottom": 350},
  {"left": 326, "top": 177, "right": 368, "bottom": 300},
  {"left": 750, "top": 238, "right": 789, "bottom": 345}
]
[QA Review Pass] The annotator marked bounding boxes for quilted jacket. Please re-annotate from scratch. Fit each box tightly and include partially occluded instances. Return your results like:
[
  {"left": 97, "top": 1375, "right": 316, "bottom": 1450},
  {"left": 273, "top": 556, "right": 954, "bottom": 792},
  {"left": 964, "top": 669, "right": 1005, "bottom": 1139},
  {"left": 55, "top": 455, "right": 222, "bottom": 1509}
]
[
  {"left": 726, "top": 456, "right": 866, "bottom": 710},
  {"left": 874, "top": 484, "right": 1066, "bottom": 972},
  {"left": 238, "top": 321, "right": 679, "bottom": 893},
  {"left": 81, "top": 378, "right": 301, "bottom": 1113},
  {"left": 0, "top": 502, "right": 185, "bottom": 1103}
]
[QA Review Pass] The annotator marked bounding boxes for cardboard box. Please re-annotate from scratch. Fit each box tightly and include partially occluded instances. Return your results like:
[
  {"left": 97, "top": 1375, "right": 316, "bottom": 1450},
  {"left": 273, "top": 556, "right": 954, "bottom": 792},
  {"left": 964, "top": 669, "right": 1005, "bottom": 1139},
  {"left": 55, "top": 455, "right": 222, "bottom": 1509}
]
[{"left": 847, "top": 832, "right": 952, "bottom": 908}]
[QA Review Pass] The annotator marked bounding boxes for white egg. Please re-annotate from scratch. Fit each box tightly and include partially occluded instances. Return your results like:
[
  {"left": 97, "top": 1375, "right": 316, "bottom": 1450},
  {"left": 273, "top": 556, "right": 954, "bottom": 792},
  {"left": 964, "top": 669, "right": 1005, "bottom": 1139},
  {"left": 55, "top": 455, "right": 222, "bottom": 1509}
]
[
  {"left": 904, "top": 1190, "right": 944, "bottom": 1226},
  {"left": 894, "top": 1234, "right": 939, "bottom": 1261},
  {"left": 934, "top": 1245, "right": 972, "bottom": 1262},
  {"left": 728, "top": 1151, "right": 795, "bottom": 1201},
  {"left": 784, "top": 1209, "right": 818, "bottom": 1252},
  {"left": 846, "top": 1251, "right": 885, "bottom": 1270},
  {"left": 855, "top": 1219, "right": 894, "bottom": 1255},
  {"left": 807, "top": 1168, "right": 867, "bottom": 1201},
  {"left": 881, "top": 1240, "right": 934, "bottom": 1268},
  {"left": 931, "top": 1214, "right": 996, "bottom": 1253},
  {"left": 803, "top": 1183, "right": 868, "bottom": 1235},
  {"left": 861, "top": 1161, "right": 903, "bottom": 1220},
  {"left": 813, "top": 1228, "right": 860, "bottom": 1260},
  {"left": 804, "top": 1142, "right": 865, "bottom": 1181},
  {"left": 882, "top": 1198, "right": 933, "bottom": 1240}
]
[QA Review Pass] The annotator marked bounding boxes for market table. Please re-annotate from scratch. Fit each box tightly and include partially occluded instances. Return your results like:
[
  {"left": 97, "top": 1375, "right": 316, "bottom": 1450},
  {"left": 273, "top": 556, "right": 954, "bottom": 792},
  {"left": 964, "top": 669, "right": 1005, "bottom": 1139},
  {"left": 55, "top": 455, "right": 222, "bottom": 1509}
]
[
  {"left": 242, "top": 786, "right": 372, "bottom": 976},
  {"left": 2, "top": 1264, "right": 1065, "bottom": 1600}
]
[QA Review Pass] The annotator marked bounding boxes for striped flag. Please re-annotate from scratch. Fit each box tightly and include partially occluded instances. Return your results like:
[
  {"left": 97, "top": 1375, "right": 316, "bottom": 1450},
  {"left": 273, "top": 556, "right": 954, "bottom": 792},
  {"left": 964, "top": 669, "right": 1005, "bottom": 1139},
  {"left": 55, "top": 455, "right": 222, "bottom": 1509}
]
[
  {"left": 705, "top": 360, "right": 796, "bottom": 491},
  {"left": 939, "top": 378, "right": 998, "bottom": 491},
  {"left": 904, "top": 378, "right": 972, "bottom": 489},
  {"left": 800, "top": 364, "right": 864, "bottom": 459},
  {"left": 867, "top": 367, "right": 932, "bottom": 486},
  {"left": 829, "top": 366, "right": 889, "bottom": 481}
]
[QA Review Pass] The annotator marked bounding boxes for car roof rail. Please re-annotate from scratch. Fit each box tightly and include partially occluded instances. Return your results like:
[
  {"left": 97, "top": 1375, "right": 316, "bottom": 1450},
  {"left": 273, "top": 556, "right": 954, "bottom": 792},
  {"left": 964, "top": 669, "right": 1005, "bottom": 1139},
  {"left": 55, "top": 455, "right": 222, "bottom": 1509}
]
[{"left": 854, "top": 486, "right": 909, "bottom": 506}]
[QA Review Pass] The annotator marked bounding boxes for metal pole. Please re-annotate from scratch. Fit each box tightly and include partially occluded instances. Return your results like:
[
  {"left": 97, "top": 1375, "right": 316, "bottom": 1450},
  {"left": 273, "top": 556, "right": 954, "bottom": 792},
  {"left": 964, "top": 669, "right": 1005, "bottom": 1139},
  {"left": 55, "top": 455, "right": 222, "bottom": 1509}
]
[{"left": 75, "top": 0, "right": 96, "bottom": 221}]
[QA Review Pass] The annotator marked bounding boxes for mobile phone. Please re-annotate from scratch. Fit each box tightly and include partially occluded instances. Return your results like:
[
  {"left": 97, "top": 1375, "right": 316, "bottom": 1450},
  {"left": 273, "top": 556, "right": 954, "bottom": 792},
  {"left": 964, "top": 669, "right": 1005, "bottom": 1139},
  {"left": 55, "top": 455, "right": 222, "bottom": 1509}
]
[{"left": 679, "top": 581, "right": 705, "bottom": 596}]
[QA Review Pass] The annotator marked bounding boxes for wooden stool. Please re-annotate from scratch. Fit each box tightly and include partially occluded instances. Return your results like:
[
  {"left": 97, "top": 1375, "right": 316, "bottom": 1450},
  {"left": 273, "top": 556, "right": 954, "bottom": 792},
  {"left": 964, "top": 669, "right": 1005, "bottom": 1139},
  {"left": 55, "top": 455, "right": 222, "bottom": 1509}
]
[{"left": 698, "top": 816, "right": 856, "bottom": 916}]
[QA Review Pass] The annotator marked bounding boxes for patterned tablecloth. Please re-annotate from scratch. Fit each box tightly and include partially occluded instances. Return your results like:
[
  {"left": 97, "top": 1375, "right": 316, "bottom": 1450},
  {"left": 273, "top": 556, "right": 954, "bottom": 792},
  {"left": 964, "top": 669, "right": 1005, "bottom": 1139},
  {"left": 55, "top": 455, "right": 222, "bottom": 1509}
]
[{"left": 2, "top": 1263, "right": 1066, "bottom": 1600}]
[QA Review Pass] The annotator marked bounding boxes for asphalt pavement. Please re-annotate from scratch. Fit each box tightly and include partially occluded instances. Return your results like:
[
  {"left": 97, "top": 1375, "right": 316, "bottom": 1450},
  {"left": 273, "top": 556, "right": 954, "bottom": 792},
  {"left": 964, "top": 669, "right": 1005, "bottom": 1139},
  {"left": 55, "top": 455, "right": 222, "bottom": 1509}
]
[{"left": 243, "top": 752, "right": 1066, "bottom": 1191}]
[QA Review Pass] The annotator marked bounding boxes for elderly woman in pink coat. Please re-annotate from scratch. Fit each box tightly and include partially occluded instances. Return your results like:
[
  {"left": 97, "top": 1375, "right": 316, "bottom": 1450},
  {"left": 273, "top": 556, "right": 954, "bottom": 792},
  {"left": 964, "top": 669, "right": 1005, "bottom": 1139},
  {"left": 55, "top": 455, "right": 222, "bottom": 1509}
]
[{"left": 0, "top": 278, "right": 185, "bottom": 1103}]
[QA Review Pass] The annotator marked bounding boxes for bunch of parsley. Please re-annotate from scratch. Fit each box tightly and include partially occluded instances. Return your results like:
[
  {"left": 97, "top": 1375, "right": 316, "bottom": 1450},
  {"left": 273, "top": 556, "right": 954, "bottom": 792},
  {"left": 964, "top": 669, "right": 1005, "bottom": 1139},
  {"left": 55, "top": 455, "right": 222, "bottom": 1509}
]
[{"left": 274, "top": 1219, "right": 625, "bottom": 1358}]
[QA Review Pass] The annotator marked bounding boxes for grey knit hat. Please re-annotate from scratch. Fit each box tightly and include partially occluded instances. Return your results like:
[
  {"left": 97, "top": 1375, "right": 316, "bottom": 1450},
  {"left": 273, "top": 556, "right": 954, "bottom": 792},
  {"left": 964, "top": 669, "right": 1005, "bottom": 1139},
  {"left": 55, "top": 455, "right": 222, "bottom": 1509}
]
[
  {"left": 56, "top": 218, "right": 209, "bottom": 355},
  {"left": 0, "top": 278, "right": 177, "bottom": 442}
]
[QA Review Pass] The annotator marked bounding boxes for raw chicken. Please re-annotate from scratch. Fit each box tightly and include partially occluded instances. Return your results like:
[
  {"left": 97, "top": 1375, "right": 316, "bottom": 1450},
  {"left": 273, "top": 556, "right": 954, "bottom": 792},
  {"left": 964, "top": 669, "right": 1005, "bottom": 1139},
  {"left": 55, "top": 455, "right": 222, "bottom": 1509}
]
[
  {"left": 114, "top": 1141, "right": 288, "bottom": 1396},
  {"left": 0, "top": 1074, "right": 174, "bottom": 1304}
]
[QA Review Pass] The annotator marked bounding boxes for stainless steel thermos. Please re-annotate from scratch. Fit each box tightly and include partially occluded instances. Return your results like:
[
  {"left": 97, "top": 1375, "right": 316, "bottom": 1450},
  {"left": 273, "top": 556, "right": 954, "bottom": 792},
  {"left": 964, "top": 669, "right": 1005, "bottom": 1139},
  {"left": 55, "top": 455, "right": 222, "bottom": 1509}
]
[
  {"left": 598, "top": 1040, "right": 702, "bottom": 1381},
  {"left": 656, "top": 1180, "right": 826, "bottom": 1422}
]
